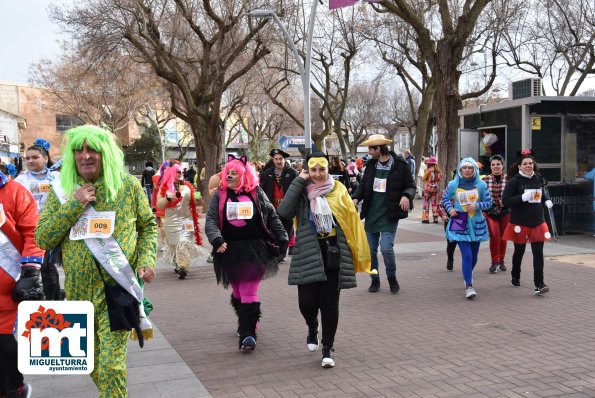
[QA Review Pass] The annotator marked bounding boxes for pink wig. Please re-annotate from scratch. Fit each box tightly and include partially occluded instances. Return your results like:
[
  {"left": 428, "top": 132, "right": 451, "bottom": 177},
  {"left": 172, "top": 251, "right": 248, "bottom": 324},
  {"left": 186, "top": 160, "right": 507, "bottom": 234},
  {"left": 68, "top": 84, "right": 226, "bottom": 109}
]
[
  {"left": 221, "top": 155, "right": 259, "bottom": 193},
  {"left": 160, "top": 163, "right": 182, "bottom": 194}
]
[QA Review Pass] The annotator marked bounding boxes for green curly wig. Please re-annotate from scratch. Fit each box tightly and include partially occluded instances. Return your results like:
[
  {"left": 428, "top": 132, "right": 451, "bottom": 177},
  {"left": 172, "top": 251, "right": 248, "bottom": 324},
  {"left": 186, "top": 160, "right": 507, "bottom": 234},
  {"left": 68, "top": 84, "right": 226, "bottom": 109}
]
[{"left": 60, "top": 125, "right": 124, "bottom": 202}]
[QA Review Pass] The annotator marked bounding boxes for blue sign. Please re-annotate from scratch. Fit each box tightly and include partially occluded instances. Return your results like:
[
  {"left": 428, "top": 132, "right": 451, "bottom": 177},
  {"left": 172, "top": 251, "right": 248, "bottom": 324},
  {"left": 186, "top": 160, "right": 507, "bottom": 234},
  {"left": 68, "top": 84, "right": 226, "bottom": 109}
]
[{"left": 279, "top": 136, "right": 305, "bottom": 149}]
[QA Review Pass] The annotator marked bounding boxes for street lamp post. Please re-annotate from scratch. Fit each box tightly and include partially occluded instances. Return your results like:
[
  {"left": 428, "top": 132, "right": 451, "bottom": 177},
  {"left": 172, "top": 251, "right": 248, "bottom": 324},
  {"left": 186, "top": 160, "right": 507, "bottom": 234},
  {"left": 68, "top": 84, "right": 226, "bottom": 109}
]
[{"left": 249, "top": 3, "right": 318, "bottom": 156}]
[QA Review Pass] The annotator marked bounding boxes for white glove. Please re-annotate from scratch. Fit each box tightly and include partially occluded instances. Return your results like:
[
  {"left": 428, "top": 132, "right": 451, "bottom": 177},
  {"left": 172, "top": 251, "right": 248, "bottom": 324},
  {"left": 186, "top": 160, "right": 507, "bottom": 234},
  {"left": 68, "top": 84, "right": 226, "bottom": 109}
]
[
  {"left": 521, "top": 191, "right": 532, "bottom": 202},
  {"left": 545, "top": 200, "right": 553, "bottom": 209}
]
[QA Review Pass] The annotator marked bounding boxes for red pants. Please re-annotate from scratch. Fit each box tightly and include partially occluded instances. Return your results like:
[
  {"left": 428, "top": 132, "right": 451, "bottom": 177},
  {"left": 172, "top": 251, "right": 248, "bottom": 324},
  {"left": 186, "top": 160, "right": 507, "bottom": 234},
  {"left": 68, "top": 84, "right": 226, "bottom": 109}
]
[
  {"left": 484, "top": 214, "right": 509, "bottom": 263},
  {"left": 422, "top": 192, "right": 439, "bottom": 222}
]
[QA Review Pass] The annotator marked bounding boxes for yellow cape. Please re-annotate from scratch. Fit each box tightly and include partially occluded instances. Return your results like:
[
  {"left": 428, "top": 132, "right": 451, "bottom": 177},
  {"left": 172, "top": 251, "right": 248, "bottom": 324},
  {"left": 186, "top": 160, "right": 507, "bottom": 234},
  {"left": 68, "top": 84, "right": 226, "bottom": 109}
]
[{"left": 326, "top": 182, "right": 376, "bottom": 274}]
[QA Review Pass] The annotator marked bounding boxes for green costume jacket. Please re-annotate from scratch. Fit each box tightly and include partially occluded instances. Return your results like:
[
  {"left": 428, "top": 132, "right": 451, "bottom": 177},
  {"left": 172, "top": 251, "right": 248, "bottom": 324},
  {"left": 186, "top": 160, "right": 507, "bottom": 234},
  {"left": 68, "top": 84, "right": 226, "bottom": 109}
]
[{"left": 35, "top": 174, "right": 157, "bottom": 300}]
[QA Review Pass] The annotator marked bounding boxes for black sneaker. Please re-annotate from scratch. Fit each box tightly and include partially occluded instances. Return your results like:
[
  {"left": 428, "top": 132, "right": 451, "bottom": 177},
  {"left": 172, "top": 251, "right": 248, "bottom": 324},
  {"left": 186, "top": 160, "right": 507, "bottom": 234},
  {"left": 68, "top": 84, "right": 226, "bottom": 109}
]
[
  {"left": 174, "top": 266, "right": 180, "bottom": 274},
  {"left": 388, "top": 277, "right": 400, "bottom": 294},
  {"left": 511, "top": 278, "right": 520, "bottom": 287},
  {"left": 489, "top": 263, "right": 498, "bottom": 274},
  {"left": 368, "top": 279, "right": 380, "bottom": 293},
  {"left": 421, "top": 220, "right": 430, "bottom": 224},
  {"left": 498, "top": 262, "right": 507, "bottom": 272},
  {"left": 534, "top": 284, "right": 549, "bottom": 295},
  {"left": 178, "top": 268, "right": 187, "bottom": 280},
  {"left": 307, "top": 325, "right": 319, "bottom": 352},
  {"left": 321, "top": 346, "right": 335, "bottom": 368},
  {"left": 446, "top": 259, "right": 454, "bottom": 271}
]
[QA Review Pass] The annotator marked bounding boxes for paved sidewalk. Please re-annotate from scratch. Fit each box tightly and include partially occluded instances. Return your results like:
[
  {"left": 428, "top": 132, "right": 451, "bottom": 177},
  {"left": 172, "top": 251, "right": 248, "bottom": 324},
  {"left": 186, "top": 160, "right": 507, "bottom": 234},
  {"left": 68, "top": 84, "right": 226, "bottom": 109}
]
[
  {"left": 30, "top": 324, "right": 211, "bottom": 398},
  {"left": 27, "top": 202, "right": 595, "bottom": 397}
]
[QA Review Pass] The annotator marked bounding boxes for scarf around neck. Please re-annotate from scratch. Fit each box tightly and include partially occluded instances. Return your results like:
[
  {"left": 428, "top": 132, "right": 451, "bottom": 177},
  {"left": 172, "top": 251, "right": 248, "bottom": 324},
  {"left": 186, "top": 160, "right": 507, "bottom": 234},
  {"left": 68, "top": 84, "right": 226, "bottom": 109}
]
[{"left": 306, "top": 175, "right": 335, "bottom": 233}]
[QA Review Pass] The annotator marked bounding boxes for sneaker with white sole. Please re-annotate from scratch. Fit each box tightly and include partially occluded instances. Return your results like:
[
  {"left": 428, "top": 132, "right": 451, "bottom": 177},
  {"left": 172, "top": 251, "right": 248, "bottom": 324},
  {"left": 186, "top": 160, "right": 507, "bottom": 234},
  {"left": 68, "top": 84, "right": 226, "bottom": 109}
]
[
  {"left": 307, "top": 325, "right": 319, "bottom": 352},
  {"left": 465, "top": 286, "right": 477, "bottom": 299},
  {"left": 534, "top": 284, "right": 549, "bottom": 295},
  {"left": 321, "top": 346, "right": 335, "bottom": 368}
]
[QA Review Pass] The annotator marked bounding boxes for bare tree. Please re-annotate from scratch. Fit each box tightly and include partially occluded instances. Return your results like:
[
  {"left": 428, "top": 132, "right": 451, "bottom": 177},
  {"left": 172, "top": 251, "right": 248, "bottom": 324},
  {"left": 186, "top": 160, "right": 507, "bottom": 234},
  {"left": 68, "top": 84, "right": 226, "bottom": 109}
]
[
  {"left": 342, "top": 79, "right": 386, "bottom": 157},
  {"left": 501, "top": 0, "right": 595, "bottom": 96},
  {"left": 373, "top": 0, "right": 494, "bottom": 174},
  {"left": 51, "top": 0, "right": 274, "bottom": 204},
  {"left": 29, "top": 44, "right": 161, "bottom": 135}
]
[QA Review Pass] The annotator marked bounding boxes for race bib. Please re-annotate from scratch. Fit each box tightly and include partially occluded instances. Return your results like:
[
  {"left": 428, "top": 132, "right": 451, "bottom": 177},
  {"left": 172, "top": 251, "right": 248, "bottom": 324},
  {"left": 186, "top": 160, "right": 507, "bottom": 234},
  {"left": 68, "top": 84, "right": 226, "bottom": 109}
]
[
  {"left": 373, "top": 178, "right": 387, "bottom": 193},
  {"left": 457, "top": 189, "right": 478, "bottom": 205},
  {"left": 70, "top": 211, "right": 116, "bottom": 240},
  {"left": 226, "top": 202, "right": 254, "bottom": 220},
  {"left": 0, "top": 204, "right": 5, "bottom": 227},
  {"left": 525, "top": 189, "right": 542, "bottom": 203},
  {"left": 183, "top": 222, "right": 194, "bottom": 232}
]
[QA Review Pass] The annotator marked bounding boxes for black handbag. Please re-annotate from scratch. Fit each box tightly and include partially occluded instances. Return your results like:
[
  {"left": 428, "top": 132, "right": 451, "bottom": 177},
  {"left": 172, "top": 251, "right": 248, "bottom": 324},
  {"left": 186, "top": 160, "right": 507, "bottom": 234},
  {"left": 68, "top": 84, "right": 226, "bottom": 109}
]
[
  {"left": 325, "top": 245, "right": 341, "bottom": 271},
  {"left": 94, "top": 261, "right": 144, "bottom": 346},
  {"left": 41, "top": 245, "right": 65, "bottom": 300}
]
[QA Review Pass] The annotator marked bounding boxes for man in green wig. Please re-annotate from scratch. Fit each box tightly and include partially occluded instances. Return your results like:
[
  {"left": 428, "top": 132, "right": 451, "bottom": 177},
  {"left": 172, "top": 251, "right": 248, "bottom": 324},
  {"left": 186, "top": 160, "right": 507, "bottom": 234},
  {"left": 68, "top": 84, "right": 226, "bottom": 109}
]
[{"left": 35, "top": 125, "right": 157, "bottom": 397}]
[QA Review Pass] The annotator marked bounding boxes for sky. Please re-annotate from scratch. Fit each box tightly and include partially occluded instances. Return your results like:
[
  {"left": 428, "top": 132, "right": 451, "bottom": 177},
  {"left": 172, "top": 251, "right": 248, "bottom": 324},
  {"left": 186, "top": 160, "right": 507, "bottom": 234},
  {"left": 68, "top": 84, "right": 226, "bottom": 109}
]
[{"left": 0, "top": 0, "right": 67, "bottom": 84}]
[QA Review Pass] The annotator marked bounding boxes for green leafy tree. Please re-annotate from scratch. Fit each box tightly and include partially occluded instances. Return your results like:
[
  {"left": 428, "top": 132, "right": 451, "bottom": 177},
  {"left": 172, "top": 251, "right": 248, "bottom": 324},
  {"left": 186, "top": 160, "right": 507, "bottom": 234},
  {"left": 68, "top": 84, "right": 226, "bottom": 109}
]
[{"left": 124, "top": 123, "right": 162, "bottom": 165}]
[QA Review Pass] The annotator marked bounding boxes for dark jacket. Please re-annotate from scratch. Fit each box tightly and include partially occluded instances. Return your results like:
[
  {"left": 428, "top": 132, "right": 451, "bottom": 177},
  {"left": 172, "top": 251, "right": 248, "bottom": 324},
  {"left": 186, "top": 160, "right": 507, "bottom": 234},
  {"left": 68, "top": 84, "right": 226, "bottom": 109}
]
[
  {"left": 502, "top": 173, "right": 550, "bottom": 227},
  {"left": 352, "top": 152, "right": 417, "bottom": 221},
  {"left": 141, "top": 167, "right": 155, "bottom": 187},
  {"left": 259, "top": 164, "right": 298, "bottom": 205},
  {"left": 204, "top": 186, "right": 288, "bottom": 250},
  {"left": 277, "top": 177, "right": 357, "bottom": 290},
  {"left": 328, "top": 166, "right": 352, "bottom": 191}
]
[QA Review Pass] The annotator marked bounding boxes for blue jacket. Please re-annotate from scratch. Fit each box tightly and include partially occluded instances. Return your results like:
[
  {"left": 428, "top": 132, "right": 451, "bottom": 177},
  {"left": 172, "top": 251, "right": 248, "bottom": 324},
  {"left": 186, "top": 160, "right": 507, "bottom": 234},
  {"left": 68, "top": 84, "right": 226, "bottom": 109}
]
[{"left": 440, "top": 158, "right": 492, "bottom": 242}]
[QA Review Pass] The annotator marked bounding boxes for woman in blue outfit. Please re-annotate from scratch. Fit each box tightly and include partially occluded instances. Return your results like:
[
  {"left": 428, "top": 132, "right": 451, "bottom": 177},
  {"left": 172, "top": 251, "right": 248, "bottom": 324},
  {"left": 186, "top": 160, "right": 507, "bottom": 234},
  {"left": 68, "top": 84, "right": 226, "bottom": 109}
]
[{"left": 441, "top": 158, "right": 493, "bottom": 299}]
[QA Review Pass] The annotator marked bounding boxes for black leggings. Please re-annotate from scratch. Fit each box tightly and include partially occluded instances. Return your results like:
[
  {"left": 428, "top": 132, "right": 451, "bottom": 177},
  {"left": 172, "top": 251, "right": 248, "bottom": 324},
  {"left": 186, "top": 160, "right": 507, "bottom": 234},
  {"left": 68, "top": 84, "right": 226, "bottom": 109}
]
[
  {"left": 297, "top": 270, "right": 340, "bottom": 348},
  {"left": 443, "top": 222, "right": 457, "bottom": 261},
  {"left": 0, "top": 334, "right": 23, "bottom": 393},
  {"left": 511, "top": 242, "right": 545, "bottom": 286}
]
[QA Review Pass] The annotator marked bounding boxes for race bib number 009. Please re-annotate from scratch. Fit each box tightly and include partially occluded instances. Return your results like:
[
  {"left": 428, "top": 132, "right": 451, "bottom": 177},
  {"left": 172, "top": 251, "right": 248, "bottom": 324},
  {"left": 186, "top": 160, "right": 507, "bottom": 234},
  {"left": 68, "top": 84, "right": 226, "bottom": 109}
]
[{"left": 70, "top": 211, "right": 116, "bottom": 240}]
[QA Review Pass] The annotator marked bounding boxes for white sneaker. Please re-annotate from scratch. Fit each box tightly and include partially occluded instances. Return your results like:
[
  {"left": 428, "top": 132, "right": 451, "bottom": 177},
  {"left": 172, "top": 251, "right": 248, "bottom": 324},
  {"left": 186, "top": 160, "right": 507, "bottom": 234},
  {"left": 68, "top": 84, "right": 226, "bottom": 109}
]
[
  {"left": 321, "top": 346, "right": 335, "bottom": 368},
  {"left": 465, "top": 286, "right": 477, "bottom": 299}
]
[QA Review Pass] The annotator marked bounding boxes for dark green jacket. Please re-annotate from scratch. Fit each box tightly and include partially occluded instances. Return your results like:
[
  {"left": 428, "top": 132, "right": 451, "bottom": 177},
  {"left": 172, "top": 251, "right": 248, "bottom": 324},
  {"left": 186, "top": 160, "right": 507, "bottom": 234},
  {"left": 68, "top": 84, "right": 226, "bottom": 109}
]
[{"left": 277, "top": 177, "right": 357, "bottom": 290}]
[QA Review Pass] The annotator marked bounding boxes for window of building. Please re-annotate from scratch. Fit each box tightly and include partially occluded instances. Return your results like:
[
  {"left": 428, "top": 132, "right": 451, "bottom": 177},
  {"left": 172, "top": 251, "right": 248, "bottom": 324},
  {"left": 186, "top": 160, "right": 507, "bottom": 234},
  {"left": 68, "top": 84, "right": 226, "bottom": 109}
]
[{"left": 56, "top": 115, "right": 81, "bottom": 132}]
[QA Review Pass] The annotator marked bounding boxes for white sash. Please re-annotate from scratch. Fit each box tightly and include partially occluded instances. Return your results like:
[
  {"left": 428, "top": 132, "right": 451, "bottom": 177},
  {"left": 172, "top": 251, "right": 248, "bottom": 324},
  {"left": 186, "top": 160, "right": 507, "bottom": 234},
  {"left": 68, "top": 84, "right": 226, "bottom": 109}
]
[
  {"left": 0, "top": 229, "right": 21, "bottom": 281},
  {"left": 52, "top": 183, "right": 152, "bottom": 336}
]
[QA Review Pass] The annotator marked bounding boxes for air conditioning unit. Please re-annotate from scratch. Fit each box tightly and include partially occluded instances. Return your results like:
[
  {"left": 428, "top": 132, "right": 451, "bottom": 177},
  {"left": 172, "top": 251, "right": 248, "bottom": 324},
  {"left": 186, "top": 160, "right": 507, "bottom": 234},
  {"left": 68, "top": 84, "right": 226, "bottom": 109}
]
[{"left": 509, "top": 78, "right": 542, "bottom": 100}]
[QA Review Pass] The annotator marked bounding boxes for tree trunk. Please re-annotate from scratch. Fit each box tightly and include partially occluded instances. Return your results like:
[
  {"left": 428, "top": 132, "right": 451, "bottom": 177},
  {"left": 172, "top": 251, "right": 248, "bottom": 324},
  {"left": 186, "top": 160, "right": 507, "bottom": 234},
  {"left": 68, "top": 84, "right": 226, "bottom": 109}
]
[
  {"left": 434, "top": 59, "right": 463, "bottom": 187},
  {"left": 189, "top": 107, "right": 222, "bottom": 210},
  {"left": 412, "top": 79, "right": 436, "bottom": 164}
]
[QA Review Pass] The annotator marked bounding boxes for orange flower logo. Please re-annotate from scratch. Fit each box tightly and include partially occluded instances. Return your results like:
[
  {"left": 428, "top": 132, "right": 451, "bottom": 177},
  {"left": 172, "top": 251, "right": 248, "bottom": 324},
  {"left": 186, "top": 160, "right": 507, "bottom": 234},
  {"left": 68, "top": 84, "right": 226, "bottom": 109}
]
[{"left": 21, "top": 305, "right": 72, "bottom": 350}]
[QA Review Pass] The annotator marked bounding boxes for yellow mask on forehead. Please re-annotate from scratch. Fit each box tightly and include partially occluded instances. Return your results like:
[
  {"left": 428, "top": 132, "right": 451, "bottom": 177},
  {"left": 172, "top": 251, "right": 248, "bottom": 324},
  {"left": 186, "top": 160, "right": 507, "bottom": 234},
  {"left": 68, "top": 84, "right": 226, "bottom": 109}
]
[{"left": 307, "top": 157, "right": 328, "bottom": 169}]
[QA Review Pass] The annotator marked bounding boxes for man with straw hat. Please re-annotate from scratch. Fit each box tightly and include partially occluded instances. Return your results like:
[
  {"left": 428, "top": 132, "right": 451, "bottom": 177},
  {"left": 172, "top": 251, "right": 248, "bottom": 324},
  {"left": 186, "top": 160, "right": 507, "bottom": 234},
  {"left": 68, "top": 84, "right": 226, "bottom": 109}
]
[{"left": 352, "top": 134, "right": 417, "bottom": 294}]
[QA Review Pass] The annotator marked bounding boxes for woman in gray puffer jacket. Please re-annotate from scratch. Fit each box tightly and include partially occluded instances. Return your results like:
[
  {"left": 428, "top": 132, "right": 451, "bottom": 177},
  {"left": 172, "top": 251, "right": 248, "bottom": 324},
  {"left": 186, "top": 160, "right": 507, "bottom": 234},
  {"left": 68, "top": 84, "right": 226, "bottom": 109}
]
[{"left": 277, "top": 152, "right": 372, "bottom": 369}]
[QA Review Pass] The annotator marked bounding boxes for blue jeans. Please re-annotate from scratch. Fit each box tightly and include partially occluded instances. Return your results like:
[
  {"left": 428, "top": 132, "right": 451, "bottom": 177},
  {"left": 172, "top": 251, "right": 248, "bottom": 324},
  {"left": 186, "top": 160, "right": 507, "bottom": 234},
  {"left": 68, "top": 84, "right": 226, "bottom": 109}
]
[
  {"left": 366, "top": 230, "right": 397, "bottom": 280},
  {"left": 145, "top": 185, "right": 153, "bottom": 206}
]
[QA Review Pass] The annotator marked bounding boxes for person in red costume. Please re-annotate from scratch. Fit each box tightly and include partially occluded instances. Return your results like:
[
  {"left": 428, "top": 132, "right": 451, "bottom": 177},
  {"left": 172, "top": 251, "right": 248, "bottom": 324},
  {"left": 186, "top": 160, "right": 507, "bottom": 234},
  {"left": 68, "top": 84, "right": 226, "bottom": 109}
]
[{"left": 0, "top": 170, "right": 45, "bottom": 398}]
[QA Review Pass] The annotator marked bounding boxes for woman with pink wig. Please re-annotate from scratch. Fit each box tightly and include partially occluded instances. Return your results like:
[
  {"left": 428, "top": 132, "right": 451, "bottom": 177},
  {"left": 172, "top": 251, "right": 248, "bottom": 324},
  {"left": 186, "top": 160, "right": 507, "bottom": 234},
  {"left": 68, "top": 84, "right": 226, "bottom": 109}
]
[
  {"left": 156, "top": 163, "right": 202, "bottom": 280},
  {"left": 205, "top": 155, "right": 288, "bottom": 351}
]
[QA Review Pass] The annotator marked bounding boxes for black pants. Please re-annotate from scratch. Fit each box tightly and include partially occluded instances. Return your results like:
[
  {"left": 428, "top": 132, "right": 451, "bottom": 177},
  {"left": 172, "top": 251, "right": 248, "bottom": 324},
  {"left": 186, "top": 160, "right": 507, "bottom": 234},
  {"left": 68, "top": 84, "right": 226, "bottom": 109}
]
[
  {"left": 0, "top": 334, "right": 23, "bottom": 393},
  {"left": 297, "top": 239, "right": 340, "bottom": 348},
  {"left": 511, "top": 242, "right": 545, "bottom": 286}
]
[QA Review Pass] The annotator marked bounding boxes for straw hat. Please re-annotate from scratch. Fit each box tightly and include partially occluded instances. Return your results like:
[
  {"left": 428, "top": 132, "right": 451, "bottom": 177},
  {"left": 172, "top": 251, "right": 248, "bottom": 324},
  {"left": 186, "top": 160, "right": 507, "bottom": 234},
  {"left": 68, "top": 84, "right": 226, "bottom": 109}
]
[{"left": 361, "top": 134, "right": 392, "bottom": 146}]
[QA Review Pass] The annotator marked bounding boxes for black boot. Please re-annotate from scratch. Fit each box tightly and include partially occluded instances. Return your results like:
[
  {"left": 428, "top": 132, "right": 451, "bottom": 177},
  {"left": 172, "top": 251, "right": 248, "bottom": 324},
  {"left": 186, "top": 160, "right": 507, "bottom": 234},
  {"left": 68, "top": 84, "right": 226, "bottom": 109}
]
[
  {"left": 238, "top": 302, "right": 261, "bottom": 351},
  {"left": 230, "top": 295, "right": 240, "bottom": 336},
  {"left": 368, "top": 279, "right": 380, "bottom": 293},
  {"left": 388, "top": 277, "right": 400, "bottom": 294}
]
